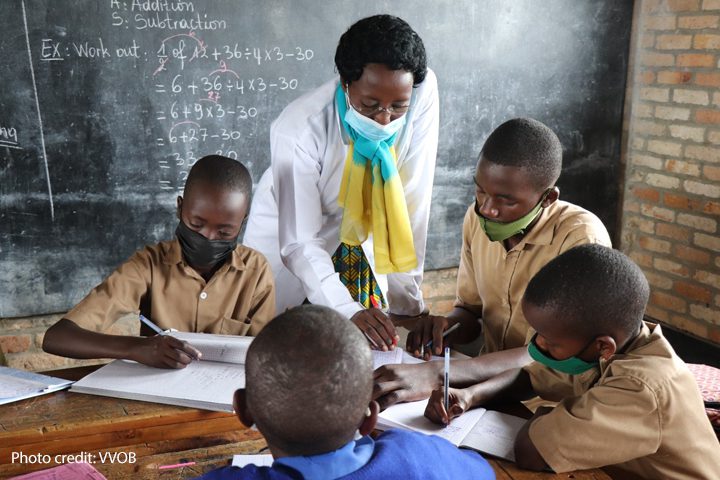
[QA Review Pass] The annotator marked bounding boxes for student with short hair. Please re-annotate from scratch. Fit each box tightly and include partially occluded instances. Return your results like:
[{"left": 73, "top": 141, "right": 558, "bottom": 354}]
[
  {"left": 194, "top": 304, "right": 496, "bottom": 480},
  {"left": 374, "top": 118, "right": 611, "bottom": 409},
  {"left": 43, "top": 155, "right": 275, "bottom": 369},
  {"left": 425, "top": 244, "right": 720, "bottom": 479}
]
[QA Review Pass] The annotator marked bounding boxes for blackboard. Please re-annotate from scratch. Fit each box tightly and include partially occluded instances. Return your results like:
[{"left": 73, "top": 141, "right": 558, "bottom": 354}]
[{"left": 0, "top": 0, "right": 633, "bottom": 317}]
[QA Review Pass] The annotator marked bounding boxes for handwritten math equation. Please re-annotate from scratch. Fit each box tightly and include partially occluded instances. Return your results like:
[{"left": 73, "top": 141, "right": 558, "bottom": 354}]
[{"left": 35, "top": 2, "right": 317, "bottom": 193}]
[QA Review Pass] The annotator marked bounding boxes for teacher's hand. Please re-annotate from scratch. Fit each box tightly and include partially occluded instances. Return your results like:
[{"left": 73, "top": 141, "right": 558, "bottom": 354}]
[{"left": 351, "top": 308, "right": 399, "bottom": 351}]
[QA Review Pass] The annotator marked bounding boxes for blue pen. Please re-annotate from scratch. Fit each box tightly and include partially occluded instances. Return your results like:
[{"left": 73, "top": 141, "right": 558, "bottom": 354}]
[
  {"left": 139, "top": 314, "right": 164, "bottom": 335},
  {"left": 444, "top": 347, "right": 450, "bottom": 425}
]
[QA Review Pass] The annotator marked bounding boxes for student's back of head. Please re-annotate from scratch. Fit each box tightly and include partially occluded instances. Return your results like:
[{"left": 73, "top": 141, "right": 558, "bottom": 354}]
[
  {"left": 244, "top": 305, "right": 372, "bottom": 456},
  {"left": 524, "top": 243, "right": 649, "bottom": 339},
  {"left": 199, "top": 305, "right": 497, "bottom": 480}
]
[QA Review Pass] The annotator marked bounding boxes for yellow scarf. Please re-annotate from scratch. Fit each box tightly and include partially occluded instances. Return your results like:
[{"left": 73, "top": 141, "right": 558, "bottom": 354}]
[{"left": 338, "top": 144, "right": 417, "bottom": 274}]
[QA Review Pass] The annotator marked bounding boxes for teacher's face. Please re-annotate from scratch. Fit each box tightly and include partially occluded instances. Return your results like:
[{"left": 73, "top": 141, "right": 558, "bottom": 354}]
[{"left": 344, "top": 63, "right": 413, "bottom": 125}]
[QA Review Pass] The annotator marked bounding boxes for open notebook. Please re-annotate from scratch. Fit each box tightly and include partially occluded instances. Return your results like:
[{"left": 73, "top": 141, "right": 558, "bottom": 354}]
[
  {"left": 0, "top": 366, "right": 73, "bottom": 406},
  {"left": 70, "top": 332, "right": 251, "bottom": 412},
  {"left": 372, "top": 347, "right": 444, "bottom": 369},
  {"left": 377, "top": 400, "right": 526, "bottom": 462}
]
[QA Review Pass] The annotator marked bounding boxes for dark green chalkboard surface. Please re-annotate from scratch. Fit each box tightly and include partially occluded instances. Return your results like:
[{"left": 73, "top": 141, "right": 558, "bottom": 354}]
[{"left": 0, "top": 0, "right": 632, "bottom": 316}]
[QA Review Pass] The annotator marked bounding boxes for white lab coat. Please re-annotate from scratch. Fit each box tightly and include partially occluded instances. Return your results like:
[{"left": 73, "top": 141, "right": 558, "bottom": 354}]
[{"left": 244, "top": 69, "right": 439, "bottom": 319}]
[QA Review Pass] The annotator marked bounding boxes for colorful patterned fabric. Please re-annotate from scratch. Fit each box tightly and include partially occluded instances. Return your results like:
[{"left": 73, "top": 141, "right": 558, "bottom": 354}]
[
  {"left": 335, "top": 84, "right": 417, "bottom": 274},
  {"left": 687, "top": 363, "right": 720, "bottom": 435},
  {"left": 332, "top": 243, "right": 386, "bottom": 309}
]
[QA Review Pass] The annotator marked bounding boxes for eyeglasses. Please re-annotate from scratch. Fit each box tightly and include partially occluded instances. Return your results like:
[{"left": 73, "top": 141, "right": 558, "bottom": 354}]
[{"left": 345, "top": 85, "right": 410, "bottom": 117}]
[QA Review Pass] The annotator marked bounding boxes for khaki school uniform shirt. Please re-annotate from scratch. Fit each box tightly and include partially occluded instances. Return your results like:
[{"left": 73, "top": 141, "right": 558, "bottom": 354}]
[
  {"left": 455, "top": 200, "right": 611, "bottom": 353},
  {"left": 527, "top": 323, "right": 720, "bottom": 479},
  {"left": 65, "top": 239, "right": 275, "bottom": 336}
]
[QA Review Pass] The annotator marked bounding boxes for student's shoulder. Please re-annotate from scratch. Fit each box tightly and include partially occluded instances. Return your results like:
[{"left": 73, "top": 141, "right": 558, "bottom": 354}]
[
  {"left": 119, "top": 239, "right": 180, "bottom": 269},
  {"left": 548, "top": 200, "right": 611, "bottom": 246},
  {"left": 193, "top": 464, "right": 295, "bottom": 480},
  {"left": 375, "top": 430, "right": 494, "bottom": 473},
  {"left": 602, "top": 324, "right": 693, "bottom": 393},
  {"left": 549, "top": 200, "right": 605, "bottom": 228},
  {"left": 233, "top": 244, "right": 273, "bottom": 272}
]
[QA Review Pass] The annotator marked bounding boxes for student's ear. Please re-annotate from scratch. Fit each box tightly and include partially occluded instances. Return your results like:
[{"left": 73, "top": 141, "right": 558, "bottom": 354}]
[
  {"left": 233, "top": 389, "right": 255, "bottom": 428},
  {"left": 176, "top": 196, "right": 183, "bottom": 221},
  {"left": 541, "top": 187, "right": 560, "bottom": 208},
  {"left": 595, "top": 335, "right": 617, "bottom": 361},
  {"left": 358, "top": 401, "right": 379, "bottom": 436}
]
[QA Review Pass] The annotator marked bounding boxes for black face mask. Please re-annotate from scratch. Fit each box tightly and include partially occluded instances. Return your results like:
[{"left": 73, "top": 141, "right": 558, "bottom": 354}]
[{"left": 175, "top": 220, "right": 238, "bottom": 270}]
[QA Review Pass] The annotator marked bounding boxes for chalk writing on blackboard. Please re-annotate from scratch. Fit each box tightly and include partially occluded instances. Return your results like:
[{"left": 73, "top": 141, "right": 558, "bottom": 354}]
[
  {"left": 23, "top": 3, "right": 318, "bottom": 196},
  {"left": 0, "top": 127, "right": 20, "bottom": 150}
]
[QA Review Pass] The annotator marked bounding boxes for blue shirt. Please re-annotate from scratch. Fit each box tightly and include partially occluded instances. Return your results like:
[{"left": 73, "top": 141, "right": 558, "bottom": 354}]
[
  {"left": 274, "top": 436, "right": 374, "bottom": 479},
  {"left": 193, "top": 429, "right": 495, "bottom": 480}
]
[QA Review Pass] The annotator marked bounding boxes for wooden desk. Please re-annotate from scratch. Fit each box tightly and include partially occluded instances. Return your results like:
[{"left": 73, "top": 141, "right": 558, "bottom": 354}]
[
  {"left": 0, "top": 366, "right": 263, "bottom": 478},
  {"left": 0, "top": 366, "right": 612, "bottom": 479}
]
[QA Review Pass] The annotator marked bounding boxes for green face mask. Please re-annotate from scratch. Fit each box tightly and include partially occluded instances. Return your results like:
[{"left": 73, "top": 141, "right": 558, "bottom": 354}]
[
  {"left": 476, "top": 191, "right": 548, "bottom": 242},
  {"left": 527, "top": 333, "right": 598, "bottom": 375}
]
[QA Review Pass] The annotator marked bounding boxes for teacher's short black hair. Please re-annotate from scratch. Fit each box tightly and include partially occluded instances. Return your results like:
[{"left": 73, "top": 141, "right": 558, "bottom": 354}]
[
  {"left": 523, "top": 244, "right": 649, "bottom": 339},
  {"left": 184, "top": 155, "right": 252, "bottom": 198},
  {"left": 480, "top": 117, "right": 563, "bottom": 191},
  {"left": 335, "top": 14, "right": 427, "bottom": 86}
]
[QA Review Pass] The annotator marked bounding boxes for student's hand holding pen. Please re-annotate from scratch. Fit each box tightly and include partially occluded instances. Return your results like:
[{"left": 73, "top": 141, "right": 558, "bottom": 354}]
[
  {"left": 424, "top": 386, "right": 472, "bottom": 426},
  {"left": 351, "top": 308, "right": 399, "bottom": 351},
  {"left": 134, "top": 335, "right": 202, "bottom": 369},
  {"left": 136, "top": 314, "right": 202, "bottom": 368}
]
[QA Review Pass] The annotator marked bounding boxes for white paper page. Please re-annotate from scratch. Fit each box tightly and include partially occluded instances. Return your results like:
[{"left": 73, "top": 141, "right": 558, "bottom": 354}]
[
  {"left": 400, "top": 350, "right": 445, "bottom": 364},
  {"left": 71, "top": 359, "right": 244, "bottom": 411},
  {"left": 372, "top": 348, "right": 404, "bottom": 369},
  {"left": 232, "top": 454, "right": 273, "bottom": 468},
  {"left": 377, "top": 400, "right": 488, "bottom": 446},
  {"left": 0, "top": 366, "right": 73, "bottom": 401},
  {"left": 460, "top": 410, "right": 526, "bottom": 462},
  {"left": 169, "top": 332, "right": 252, "bottom": 364},
  {"left": 0, "top": 375, "right": 45, "bottom": 399}
]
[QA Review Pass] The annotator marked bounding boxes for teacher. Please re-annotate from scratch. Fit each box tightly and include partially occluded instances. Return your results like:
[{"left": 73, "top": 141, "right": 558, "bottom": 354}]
[{"left": 245, "top": 14, "right": 439, "bottom": 350}]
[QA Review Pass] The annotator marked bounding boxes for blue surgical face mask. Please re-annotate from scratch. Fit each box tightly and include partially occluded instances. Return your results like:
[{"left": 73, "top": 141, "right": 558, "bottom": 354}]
[
  {"left": 344, "top": 90, "right": 406, "bottom": 142},
  {"left": 527, "top": 333, "right": 598, "bottom": 375}
]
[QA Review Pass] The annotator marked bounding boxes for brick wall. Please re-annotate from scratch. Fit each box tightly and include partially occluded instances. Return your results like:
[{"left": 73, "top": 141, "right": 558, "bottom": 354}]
[
  {"left": 621, "top": 0, "right": 720, "bottom": 344},
  {"left": 0, "top": 314, "right": 137, "bottom": 371}
]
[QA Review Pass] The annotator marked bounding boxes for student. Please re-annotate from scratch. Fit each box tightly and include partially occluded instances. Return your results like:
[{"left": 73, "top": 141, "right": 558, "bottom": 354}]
[
  {"left": 425, "top": 244, "right": 720, "bottom": 479},
  {"left": 244, "top": 15, "right": 439, "bottom": 351},
  {"left": 373, "top": 118, "right": 611, "bottom": 408},
  {"left": 42, "top": 155, "right": 275, "bottom": 369},
  {"left": 194, "top": 305, "right": 495, "bottom": 480}
]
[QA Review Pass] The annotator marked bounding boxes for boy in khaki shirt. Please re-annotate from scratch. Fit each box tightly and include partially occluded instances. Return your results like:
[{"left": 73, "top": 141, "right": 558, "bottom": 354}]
[
  {"left": 426, "top": 245, "right": 720, "bottom": 479},
  {"left": 43, "top": 155, "right": 275, "bottom": 369},
  {"left": 374, "top": 118, "right": 610, "bottom": 409}
]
